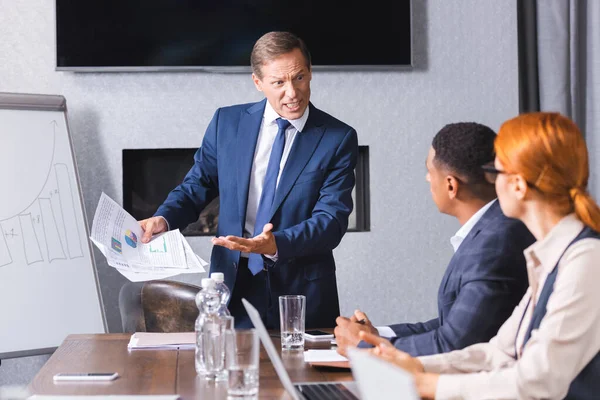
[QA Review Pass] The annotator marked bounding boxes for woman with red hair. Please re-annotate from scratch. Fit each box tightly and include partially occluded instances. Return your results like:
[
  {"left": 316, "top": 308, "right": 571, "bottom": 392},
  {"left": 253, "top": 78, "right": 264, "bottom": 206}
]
[{"left": 361, "top": 112, "right": 600, "bottom": 400}]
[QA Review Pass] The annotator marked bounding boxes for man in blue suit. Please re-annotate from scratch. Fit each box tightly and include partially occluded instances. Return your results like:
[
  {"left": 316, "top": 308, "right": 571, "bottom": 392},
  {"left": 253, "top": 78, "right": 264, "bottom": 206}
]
[
  {"left": 140, "top": 32, "right": 358, "bottom": 329},
  {"left": 335, "top": 123, "right": 534, "bottom": 357}
]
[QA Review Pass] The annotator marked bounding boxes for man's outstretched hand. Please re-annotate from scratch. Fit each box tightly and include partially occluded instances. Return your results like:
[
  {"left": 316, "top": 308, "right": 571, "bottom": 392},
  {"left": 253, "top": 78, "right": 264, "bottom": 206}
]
[{"left": 212, "top": 223, "right": 277, "bottom": 256}]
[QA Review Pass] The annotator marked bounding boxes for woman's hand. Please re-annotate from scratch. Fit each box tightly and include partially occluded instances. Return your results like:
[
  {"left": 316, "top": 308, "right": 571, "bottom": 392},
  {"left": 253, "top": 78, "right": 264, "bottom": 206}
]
[
  {"left": 359, "top": 331, "right": 439, "bottom": 399},
  {"left": 415, "top": 372, "right": 439, "bottom": 400},
  {"left": 359, "top": 331, "right": 424, "bottom": 374}
]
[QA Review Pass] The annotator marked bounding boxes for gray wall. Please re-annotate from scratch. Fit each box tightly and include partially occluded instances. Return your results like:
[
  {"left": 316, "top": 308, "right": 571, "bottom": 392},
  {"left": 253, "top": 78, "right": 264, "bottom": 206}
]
[{"left": 0, "top": 0, "right": 519, "bottom": 385}]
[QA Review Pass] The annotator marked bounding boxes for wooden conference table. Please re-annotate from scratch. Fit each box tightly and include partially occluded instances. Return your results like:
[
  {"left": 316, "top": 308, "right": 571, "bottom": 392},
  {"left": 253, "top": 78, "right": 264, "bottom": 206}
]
[{"left": 29, "top": 332, "right": 353, "bottom": 399}]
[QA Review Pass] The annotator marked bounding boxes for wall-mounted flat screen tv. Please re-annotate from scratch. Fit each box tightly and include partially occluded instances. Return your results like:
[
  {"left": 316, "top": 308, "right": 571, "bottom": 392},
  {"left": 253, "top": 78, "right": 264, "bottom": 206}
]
[{"left": 56, "top": 0, "right": 412, "bottom": 71}]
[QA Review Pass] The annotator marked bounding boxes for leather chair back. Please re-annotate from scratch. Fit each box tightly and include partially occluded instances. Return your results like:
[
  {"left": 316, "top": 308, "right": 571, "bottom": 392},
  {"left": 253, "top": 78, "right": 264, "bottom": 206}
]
[{"left": 119, "top": 280, "right": 200, "bottom": 333}]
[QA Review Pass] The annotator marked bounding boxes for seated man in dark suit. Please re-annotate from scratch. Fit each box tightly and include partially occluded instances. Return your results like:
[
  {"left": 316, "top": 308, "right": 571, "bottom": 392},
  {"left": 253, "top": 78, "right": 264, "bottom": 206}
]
[{"left": 335, "top": 122, "right": 535, "bottom": 357}]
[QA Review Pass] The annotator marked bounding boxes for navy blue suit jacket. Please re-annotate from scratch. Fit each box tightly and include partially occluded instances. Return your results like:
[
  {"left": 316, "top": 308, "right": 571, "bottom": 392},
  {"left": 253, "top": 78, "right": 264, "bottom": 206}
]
[
  {"left": 156, "top": 99, "right": 358, "bottom": 328},
  {"left": 387, "top": 201, "right": 534, "bottom": 356}
]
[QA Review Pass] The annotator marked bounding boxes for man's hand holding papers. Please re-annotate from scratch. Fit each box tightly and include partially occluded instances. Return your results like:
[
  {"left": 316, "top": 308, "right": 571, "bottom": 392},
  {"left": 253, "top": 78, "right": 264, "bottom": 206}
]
[{"left": 139, "top": 216, "right": 168, "bottom": 243}]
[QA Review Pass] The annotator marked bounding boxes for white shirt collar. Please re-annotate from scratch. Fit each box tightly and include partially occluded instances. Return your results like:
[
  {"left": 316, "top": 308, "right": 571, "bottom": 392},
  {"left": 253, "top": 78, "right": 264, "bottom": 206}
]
[
  {"left": 524, "top": 213, "right": 583, "bottom": 274},
  {"left": 263, "top": 100, "right": 310, "bottom": 132},
  {"left": 450, "top": 199, "right": 497, "bottom": 252}
]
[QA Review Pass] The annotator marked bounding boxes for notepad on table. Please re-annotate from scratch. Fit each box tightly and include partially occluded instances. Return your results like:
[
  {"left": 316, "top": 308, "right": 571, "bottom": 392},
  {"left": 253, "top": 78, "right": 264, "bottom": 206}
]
[
  {"left": 304, "top": 349, "right": 348, "bottom": 363},
  {"left": 303, "top": 349, "right": 350, "bottom": 368},
  {"left": 127, "top": 332, "right": 195, "bottom": 350}
]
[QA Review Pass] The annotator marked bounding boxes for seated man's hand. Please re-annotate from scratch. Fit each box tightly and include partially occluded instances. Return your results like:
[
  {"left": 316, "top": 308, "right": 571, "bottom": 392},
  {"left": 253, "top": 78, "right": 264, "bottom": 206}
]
[
  {"left": 212, "top": 223, "right": 277, "bottom": 256},
  {"left": 359, "top": 331, "right": 424, "bottom": 375},
  {"left": 349, "top": 310, "right": 376, "bottom": 329},
  {"left": 139, "top": 216, "right": 168, "bottom": 243},
  {"left": 334, "top": 310, "right": 379, "bottom": 357}
]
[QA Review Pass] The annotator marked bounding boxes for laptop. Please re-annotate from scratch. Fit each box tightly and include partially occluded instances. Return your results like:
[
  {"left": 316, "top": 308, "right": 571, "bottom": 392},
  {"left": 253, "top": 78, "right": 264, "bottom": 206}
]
[
  {"left": 242, "top": 298, "right": 360, "bottom": 400},
  {"left": 347, "top": 348, "right": 419, "bottom": 400}
]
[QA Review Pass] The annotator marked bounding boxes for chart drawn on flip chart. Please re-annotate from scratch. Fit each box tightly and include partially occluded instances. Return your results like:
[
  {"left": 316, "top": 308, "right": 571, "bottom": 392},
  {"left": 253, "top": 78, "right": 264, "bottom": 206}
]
[
  {"left": 55, "top": 163, "right": 84, "bottom": 259},
  {"left": 0, "top": 226, "right": 12, "bottom": 267},
  {"left": 18, "top": 213, "right": 44, "bottom": 265},
  {"left": 0, "top": 120, "right": 83, "bottom": 267},
  {"left": 38, "top": 197, "right": 67, "bottom": 263}
]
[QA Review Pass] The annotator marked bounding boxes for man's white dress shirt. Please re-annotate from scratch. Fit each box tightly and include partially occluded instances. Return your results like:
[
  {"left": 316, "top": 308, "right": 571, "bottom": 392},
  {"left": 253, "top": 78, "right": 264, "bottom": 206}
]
[{"left": 242, "top": 101, "right": 309, "bottom": 260}]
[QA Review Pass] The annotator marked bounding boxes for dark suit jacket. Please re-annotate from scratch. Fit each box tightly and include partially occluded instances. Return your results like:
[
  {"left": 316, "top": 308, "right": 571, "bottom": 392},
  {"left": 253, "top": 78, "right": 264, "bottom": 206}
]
[
  {"left": 386, "top": 201, "right": 534, "bottom": 356},
  {"left": 156, "top": 99, "right": 358, "bottom": 328}
]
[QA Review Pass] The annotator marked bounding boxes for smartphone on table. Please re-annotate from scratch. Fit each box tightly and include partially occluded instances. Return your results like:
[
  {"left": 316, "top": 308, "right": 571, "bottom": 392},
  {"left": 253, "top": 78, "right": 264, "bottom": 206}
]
[{"left": 304, "top": 330, "right": 335, "bottom": 340}]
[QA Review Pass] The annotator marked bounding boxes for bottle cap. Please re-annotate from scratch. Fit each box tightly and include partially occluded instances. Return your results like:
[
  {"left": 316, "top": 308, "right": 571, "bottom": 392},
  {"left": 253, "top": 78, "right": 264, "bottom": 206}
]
[
  {"left": 210, "top": 272, "right": 224, "bottom": 282},
  {"left": 201, "top": 278, "right": 215, "bottom": 289}
]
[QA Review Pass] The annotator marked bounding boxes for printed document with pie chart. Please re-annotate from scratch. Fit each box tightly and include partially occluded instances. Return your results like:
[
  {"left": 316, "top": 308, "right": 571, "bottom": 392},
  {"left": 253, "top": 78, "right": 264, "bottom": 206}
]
[{"left": 89, "top": 192, "right": 206, "bottom": 282}]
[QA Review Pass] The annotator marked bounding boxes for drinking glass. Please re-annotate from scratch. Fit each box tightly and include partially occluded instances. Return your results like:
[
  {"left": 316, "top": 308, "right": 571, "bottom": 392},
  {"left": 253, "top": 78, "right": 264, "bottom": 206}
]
[
  {"left": 279, "top": 295, "right": 305, "bottom": 351},
  {"left": 225, "top": 329, "right": 260, "bottom": 398}
]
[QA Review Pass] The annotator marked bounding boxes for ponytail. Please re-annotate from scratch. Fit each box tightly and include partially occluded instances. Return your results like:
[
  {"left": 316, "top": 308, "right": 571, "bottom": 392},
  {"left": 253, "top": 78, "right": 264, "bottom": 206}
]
[{"left": 571, "top": 189, "right": 600, "bottom": 232}]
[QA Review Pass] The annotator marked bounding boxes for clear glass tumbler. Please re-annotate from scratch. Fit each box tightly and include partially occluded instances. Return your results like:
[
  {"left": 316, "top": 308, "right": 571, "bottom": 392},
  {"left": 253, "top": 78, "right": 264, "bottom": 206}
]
[
  {"left": 225, "top": 329, "right": 260, "bottom": 398},
  {"left": 279, "top": 295, "right": 306, "bottom": 351}
]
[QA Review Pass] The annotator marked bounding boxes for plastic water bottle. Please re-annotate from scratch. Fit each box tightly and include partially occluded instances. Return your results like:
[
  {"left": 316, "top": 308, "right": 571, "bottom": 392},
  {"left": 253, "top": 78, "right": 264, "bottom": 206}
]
[
  {"left": 210, "top": 272, "right": 231, "bottom": 317},
  {"left": 195, "top": 278, "right": 225, "bottom": 379}
]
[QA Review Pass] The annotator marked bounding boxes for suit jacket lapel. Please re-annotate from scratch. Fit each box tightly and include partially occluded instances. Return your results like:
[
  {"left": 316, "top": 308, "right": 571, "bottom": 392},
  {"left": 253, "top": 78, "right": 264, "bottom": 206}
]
[
  {"left": 439, "top": 201, "right": 500, "bottom": 293},
  {"left": 269, "top": 105, "right": 324, "bottom": 219},
  {"left": 237, "top": 100, "right": 266, "bottom": 227},
  {"left": 460, "top": 200, "right": 500, "bottom": 246}
]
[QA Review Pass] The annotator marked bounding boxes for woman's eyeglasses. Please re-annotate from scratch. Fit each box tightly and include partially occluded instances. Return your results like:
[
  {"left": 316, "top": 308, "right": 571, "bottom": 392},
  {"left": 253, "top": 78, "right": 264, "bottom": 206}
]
[
  {"left": 481, "top": 164, "right": 540, "bottom": 190},
  {"left": 481, "top": 164, "right": 506, "bottom": 184}
]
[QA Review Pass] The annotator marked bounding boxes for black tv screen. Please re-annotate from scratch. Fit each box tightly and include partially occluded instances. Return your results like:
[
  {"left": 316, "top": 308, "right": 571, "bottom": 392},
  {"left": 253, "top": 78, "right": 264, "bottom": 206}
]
[{"left": 56, "top": 0, "right": 412, "bottom": 70}]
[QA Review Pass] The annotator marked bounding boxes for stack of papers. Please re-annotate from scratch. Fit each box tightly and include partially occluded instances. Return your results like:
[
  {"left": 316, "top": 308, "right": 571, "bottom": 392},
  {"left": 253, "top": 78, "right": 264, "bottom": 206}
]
[
  {"left": 90, "top": 193, "right": 207, "bottom": 282},
  {"left": 127, "top": 332, "right": 195, "bottom": 350}
]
